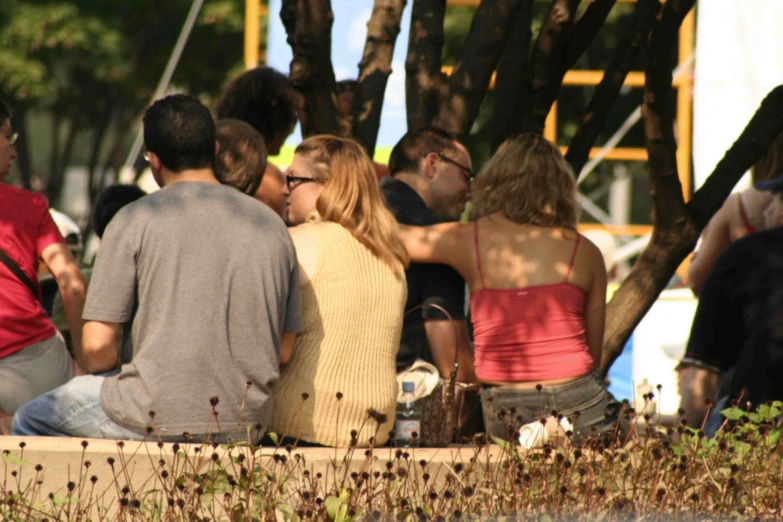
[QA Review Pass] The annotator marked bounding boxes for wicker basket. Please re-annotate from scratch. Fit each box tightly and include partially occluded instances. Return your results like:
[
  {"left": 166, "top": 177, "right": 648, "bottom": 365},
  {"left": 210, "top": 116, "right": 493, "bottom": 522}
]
[{"left": 402, "top": 303, "right": 458, "bottom": 447}]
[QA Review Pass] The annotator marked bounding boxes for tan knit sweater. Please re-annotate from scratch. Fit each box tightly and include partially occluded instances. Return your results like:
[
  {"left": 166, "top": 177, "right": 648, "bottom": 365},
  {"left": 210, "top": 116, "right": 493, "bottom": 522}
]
[{"left": 270, "top": 221, "right": 407, "bottom": 447}]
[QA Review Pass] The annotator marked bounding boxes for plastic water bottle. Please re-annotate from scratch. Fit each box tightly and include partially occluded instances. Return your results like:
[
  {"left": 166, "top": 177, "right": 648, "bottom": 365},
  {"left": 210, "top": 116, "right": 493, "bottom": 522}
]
[{"left": 394, "top": 381, "right": 421, "bottom": 447}]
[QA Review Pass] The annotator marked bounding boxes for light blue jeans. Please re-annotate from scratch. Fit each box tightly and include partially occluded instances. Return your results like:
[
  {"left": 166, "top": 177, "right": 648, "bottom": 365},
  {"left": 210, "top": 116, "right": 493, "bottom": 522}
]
[{"left": 11, "top": 371, "right": 145, "bottom": 440}]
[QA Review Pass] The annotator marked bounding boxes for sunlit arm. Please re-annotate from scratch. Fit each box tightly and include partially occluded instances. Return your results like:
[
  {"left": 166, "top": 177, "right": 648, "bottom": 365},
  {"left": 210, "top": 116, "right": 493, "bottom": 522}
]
[
  {"left": 82, "top": 321, "right": 120, "bottom": 373},
  {"left": 280, "top": 333, "right": 296, "bottom": 364},
  {"left": 397, "top": 223, "right": 464, "bottom": 265},
  {"left": 41, "top": 243, "right": 86, "bottom": 359}
]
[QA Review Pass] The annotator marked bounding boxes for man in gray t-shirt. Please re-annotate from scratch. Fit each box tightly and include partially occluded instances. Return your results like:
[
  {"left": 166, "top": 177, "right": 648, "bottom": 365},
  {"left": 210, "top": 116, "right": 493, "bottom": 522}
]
[{"left": 13, "top": 94, "right": 302, "bottom": 442}]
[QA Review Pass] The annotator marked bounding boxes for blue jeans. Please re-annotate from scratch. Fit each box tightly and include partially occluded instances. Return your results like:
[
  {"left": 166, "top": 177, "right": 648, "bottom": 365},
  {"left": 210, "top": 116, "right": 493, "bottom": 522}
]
[{"left": 11, "top": 371, "right": 144, "bottom": 440}]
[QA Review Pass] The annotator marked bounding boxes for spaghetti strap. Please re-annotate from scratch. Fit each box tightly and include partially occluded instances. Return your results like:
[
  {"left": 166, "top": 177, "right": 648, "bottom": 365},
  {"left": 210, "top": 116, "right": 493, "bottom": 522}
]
[
  {"left": 737, "top": 194, "right": 758, "bottom": 235},
  {"left": 565, "top": 234, "right": 581, "bottom": 282},
  {"left": 473, "top": 221, "right": 486, "bottom": 289}
]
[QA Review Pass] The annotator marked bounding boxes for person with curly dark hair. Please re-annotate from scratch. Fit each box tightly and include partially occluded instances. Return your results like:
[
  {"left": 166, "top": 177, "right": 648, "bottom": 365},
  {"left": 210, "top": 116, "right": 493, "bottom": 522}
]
[{"left": 214, "top": 67, "right": 298, "bottom": 156}]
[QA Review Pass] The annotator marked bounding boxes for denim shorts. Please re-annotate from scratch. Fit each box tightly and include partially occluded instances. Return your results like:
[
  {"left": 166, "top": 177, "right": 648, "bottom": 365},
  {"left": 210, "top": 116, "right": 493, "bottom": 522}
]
[{"left": 480, "top": 370, "right": 618, "bottom": 442}]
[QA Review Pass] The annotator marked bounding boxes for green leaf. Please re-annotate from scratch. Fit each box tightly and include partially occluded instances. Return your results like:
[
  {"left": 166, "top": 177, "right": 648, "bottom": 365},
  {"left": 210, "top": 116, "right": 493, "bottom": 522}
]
[
  {"left": 747, "top": 412, "right": 761, "bottom": 424},
  {"left": 721, "top": 407, "right": 746, "bottom": 421},
  {"left": 267, "top": 432, "right": 279, "bottom": 446},
  {"left": 492, "top": 436, "right": 510, "bottom": 451},
  {"left": 325, "top": 495, "right": 341, "bottom": 520},
  {"left": 335, "top": 503, "right": 349, "bottom": 522},
  {"left": 52, "top": 493, "right": 77, "bottom": 505},
  {"left": 767, "top": 427, "right": 782, "bottom": 448},
  {"left": 734, "top": 442, "right": 752, "bottom": 455},
  {"left": 1, "top": 452, "right": 28, "bottom": 466}
]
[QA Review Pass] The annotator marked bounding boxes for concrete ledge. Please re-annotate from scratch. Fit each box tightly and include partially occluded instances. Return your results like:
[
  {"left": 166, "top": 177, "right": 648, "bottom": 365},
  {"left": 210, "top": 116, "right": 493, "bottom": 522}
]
[{"left": 0, "top": 436, "right": 504, "bottom": 519}]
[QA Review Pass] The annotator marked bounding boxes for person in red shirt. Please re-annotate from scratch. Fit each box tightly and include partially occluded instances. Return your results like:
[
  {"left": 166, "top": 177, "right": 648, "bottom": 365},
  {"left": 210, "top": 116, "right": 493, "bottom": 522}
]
[{"left": 0, "top": 99, "right": 86, "bottom": 433}]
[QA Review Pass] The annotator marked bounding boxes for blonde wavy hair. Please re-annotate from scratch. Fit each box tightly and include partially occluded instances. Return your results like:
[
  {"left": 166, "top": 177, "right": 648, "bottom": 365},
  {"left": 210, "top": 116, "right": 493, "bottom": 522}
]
[
  {"left": 473, "top": 133, "right": 580, "bottom": 228},
  {"left": 295, "top": 135, "right": 409, "bottom": 275}
]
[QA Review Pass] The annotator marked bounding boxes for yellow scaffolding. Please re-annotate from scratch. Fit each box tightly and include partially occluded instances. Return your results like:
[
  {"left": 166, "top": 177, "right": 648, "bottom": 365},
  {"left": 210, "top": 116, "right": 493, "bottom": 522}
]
[
  {"left": 244, "top": 0, "right": 269, "bottom": 70},
  {"left": 443, "top": 0, "right": 695, "bottom": 205},
  {"left": 443, "top": 0, "right": 696, "bottom": 242}
]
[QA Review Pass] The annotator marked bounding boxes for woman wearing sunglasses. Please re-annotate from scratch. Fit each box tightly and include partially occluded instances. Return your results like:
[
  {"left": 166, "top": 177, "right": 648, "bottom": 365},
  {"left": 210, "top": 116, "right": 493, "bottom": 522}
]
[{"left": 270, "top": 135, "right": 408, "bottom": 447}]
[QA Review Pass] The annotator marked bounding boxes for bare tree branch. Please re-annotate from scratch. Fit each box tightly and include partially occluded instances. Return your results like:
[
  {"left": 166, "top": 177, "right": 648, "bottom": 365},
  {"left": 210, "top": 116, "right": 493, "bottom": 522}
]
[
  {"left": 601, "top": 85, "right": 783, "bottom": 376},
  {"left": 518, "top": 0, "right": 580, "bottom": 134},
  {"left": 281, "top": 0, "right": 346, "bottom": 138},
  {"left": 352, "top": 0, "right": 407, "bottom": 157},
  {"left": 487, "top": 0, "right": 534, "bottom": 150},
  {"left": 405, "top": 0, "right": 447, "bottom": 132},
  {"left": 434, "top": 0, "right": 519, "bottom": 139},
  {"left": 597, "top": 0, "right": 783, "bottom": 376},
  {"left": 565, "top": 0, "right": 659, "bottom": 174},
  {"left": 642, "top": 0, "right": 694, "bottom": 231},
  {"left": 688, "top": 85, "right": 783, "bottom": 229},
  {"left": 563, "top": 0, "right": 617, "bottom": 71}
]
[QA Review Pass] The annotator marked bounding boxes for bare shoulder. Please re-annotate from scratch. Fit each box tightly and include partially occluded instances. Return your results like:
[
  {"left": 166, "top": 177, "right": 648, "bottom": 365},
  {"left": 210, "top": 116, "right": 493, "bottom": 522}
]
[{"left": 577, "top": 233, "right": 608, "bottom": 271}]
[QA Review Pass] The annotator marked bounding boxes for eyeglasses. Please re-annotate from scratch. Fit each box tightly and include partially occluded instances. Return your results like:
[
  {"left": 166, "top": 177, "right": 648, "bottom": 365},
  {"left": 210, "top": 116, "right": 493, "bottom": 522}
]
[
  {"left": 286, "top": 175, "right": 320, "bottom": 192},
  {"left": 437, "top": 153, "right": 474, "bottom": 184},
  {"left": 6, "top": 132, "right": 18, "bottom": 146}
]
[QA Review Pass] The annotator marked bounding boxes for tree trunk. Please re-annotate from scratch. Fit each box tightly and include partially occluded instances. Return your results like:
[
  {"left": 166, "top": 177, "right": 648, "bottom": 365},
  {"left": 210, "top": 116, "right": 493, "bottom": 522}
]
[
  {"left": 601, "top": 85, "right": 783, "bottom": 376},
  {"left": 434, "top": 0, "right": 519, "bottom": 139},
  {"left": 519, "top": 0, "right": 581, "bottom": 134},
  {"left": 405, "top": 0, "right": 447, "bottom": 132},
  {"left": 11, "top": 102, "right": 33, "bottom": 190},
  {"left": 563, "top": 0, "right": 617, "bottom": 71},
  {"left": 688, "top": 87, "right": 783, "bottom": 229},
  {"left": 596, "top": 0, "right": 783, "bottom": 377},
  {"left": 46, "top": 111, "right": 63, "bottom": 203},
  {"left": 352, "top": 0, "right": 407, "bottom": 157},
  {"left": 487, "top": 0, "right": 534, "bottom": 150},
  {"left": 87, "top": 101, "right": 116, "bottom": 204},
  {"left": 281, "top": 0, "right": 346, "bottom": 138},
  {"left": 565, "top": 0, "right": 659, "bottom": 175},
  {"left": 643, "top": 0, "right": 694, "bottom": 231},
  {"left": 49, "top": 115, "right": 81, "bottom": 209}
]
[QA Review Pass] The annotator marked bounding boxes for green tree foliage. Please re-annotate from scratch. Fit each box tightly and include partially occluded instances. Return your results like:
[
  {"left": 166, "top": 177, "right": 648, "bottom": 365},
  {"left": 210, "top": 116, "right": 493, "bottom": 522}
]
[{"left": 0, "top": 0, "right": 245, "bottom": 203}]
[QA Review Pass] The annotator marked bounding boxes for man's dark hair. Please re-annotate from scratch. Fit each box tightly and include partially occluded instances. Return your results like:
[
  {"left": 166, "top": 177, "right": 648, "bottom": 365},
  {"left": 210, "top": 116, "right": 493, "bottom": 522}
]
[
  {"left": 0, "top": 98, "right": 12, "bottom": 126},
  {"left": 214, "top": 67, "right": 298, "bottom": 145},
  {"left": 388, "top": 127, "right": 459, "bottom": 176},
  {"left": 92, "top": 184, "right": 147, "bottom": 238},
  {"left": 143, "top": 94, "right": 216, "bottom": 172}
]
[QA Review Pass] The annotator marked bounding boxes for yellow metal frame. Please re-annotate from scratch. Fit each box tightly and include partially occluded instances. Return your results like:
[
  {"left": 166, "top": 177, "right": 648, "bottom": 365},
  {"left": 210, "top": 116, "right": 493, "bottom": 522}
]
[{"left": 244, "top": 0, "right": 269, "bottom": 70}]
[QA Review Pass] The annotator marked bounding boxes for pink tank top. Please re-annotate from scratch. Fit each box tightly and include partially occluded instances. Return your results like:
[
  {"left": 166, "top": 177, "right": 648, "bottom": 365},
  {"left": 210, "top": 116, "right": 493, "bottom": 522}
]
[{"left": 470, "top": 222, "right": 595, "bottom": 383}]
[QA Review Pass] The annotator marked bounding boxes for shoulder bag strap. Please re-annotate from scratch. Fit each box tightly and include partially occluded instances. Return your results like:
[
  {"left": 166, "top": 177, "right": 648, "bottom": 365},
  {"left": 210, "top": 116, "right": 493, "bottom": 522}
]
[{"left": 0, "top": 247, "right": 39, "bottom": 299}]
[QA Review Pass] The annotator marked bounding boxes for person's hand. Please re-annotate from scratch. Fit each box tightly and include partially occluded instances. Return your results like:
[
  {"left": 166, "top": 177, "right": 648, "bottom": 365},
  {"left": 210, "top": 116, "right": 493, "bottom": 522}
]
[
  {"left": 73, "top": 361, "right": 88, "bottom": 377},
  {"left": 0, "top": 410, "right": 13, "bottom": 435}
]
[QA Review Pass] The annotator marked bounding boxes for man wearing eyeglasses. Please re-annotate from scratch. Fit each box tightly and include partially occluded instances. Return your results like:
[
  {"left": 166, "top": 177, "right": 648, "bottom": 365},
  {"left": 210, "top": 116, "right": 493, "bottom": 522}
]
[
  {"left": 381, "top": 128, "right": 478, "bottom": 390},
  {"left": 0, "top": 98, "right": 87, "bottom": 434}
]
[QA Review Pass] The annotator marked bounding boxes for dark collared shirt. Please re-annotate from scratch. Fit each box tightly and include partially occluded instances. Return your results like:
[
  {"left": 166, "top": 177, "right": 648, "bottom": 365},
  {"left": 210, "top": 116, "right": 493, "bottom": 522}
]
[{"left": 380, "top": 177, "right": 466, "bottom": 371}]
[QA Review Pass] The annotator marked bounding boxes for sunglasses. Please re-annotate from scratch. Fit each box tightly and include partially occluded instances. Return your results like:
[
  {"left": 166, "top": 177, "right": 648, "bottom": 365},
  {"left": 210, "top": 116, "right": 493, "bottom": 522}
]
[{"left": 437, "top": 153, "right": 474, "bottom": 184}]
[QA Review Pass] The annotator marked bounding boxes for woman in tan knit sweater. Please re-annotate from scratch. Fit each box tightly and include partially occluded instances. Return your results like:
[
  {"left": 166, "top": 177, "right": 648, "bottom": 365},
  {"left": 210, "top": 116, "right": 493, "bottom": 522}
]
[{"left": 270, "top": 135, "right": 408, "bottom": 447}]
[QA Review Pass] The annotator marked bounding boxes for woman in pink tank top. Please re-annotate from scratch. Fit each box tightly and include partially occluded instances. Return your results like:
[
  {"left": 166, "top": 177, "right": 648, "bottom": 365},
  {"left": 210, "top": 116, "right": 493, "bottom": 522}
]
[{"left": 398, "top": 133, "right": 617, "bottom": 442}]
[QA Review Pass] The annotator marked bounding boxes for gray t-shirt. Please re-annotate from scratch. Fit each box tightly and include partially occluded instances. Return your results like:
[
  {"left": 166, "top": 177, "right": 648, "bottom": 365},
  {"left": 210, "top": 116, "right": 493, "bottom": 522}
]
[{"left": 83, "top": 182, "right": 302, "bottom": 437}]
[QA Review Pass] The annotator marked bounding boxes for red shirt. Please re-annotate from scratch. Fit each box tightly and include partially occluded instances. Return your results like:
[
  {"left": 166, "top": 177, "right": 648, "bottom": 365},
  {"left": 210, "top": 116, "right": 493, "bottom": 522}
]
[{"left": 0, "top": 185, "right": 64, "bottom": 357}]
